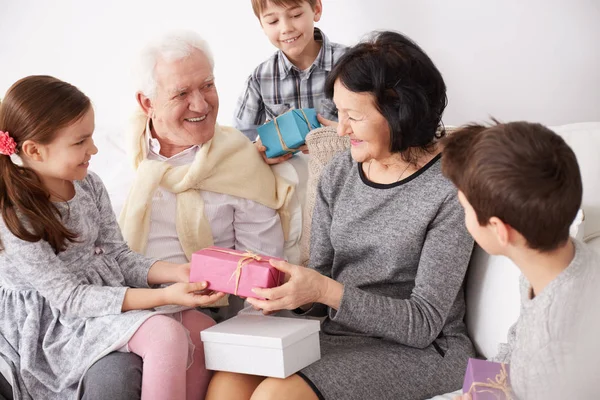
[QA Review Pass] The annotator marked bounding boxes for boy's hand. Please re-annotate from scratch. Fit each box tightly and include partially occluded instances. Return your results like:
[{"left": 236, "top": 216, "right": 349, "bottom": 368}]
[
  {"left": 317, "top": 114, "right": 338, "bottom": 128},
  {"left": 255, "top": 138, "right": 294, "bottom": 165},
  {"left": 163, "top": 282, "right": 226, "bottom": 307}
]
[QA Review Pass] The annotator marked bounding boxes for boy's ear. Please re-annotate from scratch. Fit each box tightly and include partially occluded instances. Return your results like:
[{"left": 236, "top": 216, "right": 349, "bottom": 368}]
[
  {"left": 136, "top": 92, "right": 154, "bottom": 119},
  {"left": 489, "top": 216, "right": 510, "bottom": 247},
  {"left": 21, "top": 140, "right": 44, "bottom": 162},
  {"left": 313, "top": 0, "right": 323, "bottom": 22}
]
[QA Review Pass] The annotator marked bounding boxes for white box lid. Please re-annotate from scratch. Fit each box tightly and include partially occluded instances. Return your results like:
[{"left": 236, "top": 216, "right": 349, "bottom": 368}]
[{"left": 201, "top": 314, "right": 320, "bottom": 349}]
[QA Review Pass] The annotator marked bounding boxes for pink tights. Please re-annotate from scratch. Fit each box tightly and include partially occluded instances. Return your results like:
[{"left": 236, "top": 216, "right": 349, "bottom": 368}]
[{"left": 127, "top": 310, "right": 216, "bottom": 400}]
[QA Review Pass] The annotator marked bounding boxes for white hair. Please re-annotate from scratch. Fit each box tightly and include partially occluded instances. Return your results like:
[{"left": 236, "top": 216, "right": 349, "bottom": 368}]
[{"left": 134, "top": 30, "right": 214, "bottom": 99}]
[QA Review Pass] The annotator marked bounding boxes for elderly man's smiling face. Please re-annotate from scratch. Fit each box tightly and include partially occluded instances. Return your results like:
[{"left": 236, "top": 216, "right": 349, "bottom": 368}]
[{"left": 147, "top": 49, "right": 219, "bottom": 152}]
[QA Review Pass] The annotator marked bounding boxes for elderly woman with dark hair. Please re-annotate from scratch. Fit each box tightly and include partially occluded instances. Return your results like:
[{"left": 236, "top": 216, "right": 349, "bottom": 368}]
[{"left": 206, "top": 31, "right": 475, "bottom": 400}]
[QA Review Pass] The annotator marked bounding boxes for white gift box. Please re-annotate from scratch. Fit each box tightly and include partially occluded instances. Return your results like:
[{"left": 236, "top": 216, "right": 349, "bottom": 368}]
[{"left": 200, "top": 314, "right": 321, "bottom": 378}]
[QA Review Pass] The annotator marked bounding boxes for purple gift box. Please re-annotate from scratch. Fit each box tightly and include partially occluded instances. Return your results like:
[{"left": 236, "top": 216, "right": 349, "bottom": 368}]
[{"left": 462, "top": 358, "right": 513, "bottom": 399}]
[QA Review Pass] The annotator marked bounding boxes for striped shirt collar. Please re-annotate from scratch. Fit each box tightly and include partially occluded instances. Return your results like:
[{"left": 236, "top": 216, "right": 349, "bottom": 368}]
[{"left": 276, "top": 28, "right": 334, "bottom": 80}]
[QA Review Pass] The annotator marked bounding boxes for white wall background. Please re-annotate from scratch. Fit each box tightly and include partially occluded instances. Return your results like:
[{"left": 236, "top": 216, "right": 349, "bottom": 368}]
[{"left": 0, "top": 0, "right": 599, "bottom": 136}]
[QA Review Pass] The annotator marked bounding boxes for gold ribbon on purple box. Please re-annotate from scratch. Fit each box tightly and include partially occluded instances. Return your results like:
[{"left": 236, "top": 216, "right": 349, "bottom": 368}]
[{"left": 467, "top": 363, "right": 514, "bottom": 399}]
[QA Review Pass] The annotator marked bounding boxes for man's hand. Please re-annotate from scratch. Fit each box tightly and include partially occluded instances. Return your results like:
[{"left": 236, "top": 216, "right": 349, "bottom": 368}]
[
  {"left": 175, "top": 263, "right": 191, "bottom": 283},
  {"left": 163, "top": 282, "right": 226, "bottom": 307}
]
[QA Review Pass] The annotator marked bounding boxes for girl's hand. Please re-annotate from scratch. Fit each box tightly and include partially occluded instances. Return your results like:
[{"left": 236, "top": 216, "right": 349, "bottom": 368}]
[
  {"left": 163, "top": 282, "right": 226, "bottom": 307},
  {"left": 254, "top": 138, "right": 294, "bottom": 165},
  {"left": 246, "top": 259, "right": 326, "bottom": 313}
]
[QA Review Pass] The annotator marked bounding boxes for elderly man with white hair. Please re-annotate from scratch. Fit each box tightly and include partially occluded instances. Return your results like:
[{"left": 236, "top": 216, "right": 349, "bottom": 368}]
[
  {"left": 121, "top": 29, "right": 291, "bottom": 271},
  {"left": 69, "top": 29, "right": 292, "bottom": 400},
  {"left": 119, "top": 29, "right": 293, "bottom": 316}
]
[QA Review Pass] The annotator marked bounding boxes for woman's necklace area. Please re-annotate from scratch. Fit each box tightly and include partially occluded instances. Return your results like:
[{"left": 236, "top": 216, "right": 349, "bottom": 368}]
[{"left": 367, "top": 159, "right": 411, "bottom": 183}]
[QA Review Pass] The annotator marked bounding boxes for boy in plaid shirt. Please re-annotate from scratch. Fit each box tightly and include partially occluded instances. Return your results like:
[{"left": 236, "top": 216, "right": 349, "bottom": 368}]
[{"left": 234, "top": 0, "right": 346, "bottom": 163}]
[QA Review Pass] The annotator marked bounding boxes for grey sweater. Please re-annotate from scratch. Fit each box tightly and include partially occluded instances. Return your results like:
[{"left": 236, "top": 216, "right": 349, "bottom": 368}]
[
  {"left": 493, "top": 239, "right": 600, "bottom": 400},
  {"left": 308, "top": 150, "right": 475, "bottom": 349}
]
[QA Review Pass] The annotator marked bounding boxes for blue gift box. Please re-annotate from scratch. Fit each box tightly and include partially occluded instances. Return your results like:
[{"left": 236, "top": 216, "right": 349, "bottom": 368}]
[{"left": 257, "top": 108, "right": 321, "bottom": 158}]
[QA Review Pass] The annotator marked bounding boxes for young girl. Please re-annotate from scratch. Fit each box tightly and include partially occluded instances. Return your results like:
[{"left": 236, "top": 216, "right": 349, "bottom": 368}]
[{"left": 0, "top": 75, "right": 226, "bottom": 400}]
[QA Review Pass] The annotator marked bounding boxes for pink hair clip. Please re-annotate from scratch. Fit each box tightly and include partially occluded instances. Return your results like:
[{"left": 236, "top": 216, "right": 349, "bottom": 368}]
[{"left": 0, "top": 131, "right": 17, "bottom": 156}]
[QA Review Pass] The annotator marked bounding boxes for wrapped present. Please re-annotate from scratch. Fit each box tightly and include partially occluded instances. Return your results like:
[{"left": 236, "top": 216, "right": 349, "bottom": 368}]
[
  {"left": 189, "top": 246, "right": 285, "bottom": 299},
  {"left": 257, "top": 108, "right": 321, "bottom": 158},
  {"left": 462, "top": 358, "right": 513, "bottom": 399},
  {"left": 201, "top": 314, "right": 321, "bottom": 378}
]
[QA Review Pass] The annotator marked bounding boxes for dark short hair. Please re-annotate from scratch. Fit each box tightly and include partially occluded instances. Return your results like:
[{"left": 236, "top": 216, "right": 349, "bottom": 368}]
[
  {"left": 441, "top": 121, "right": 582, "bottom": 252},
  {"left": 325, "top": 31, "right": 447, "bottom": 163}
]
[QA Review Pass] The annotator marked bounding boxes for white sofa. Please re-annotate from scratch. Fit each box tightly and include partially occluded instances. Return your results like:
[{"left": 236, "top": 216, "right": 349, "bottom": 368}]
[{"left": 1, "top": 122, "right": 598, "bottom": 399}]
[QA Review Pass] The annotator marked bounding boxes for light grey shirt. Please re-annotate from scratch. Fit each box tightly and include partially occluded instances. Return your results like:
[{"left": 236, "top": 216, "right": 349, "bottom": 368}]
[{"left": 493, "top": 239, "right": 600, "bottom": 399}]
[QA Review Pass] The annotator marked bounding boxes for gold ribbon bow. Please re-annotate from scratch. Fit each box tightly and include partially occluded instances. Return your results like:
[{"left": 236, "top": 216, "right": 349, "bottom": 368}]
[
  {"left": 208, "top": 248, "right": 267, "bottom": 295},
  {"left": 273, "top": 109, "right": 314, "bottom": 153},
  {"left": 467, "top": 363, "right": 513, "bottom": 399}
]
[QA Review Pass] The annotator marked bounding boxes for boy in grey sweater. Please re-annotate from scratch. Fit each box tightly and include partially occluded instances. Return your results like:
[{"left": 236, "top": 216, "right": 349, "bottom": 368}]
[{"left": 442, "top": 121, "right": 600, "bottom": 399}]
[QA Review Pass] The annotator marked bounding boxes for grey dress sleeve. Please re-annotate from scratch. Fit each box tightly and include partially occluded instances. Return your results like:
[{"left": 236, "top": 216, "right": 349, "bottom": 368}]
[
  {"left": 6, "top": 236, "right": 127, "bottom": 318},
  {"left": 87, "top": 172, "right": 156, "bottom": 288},
  {"left": 326, "top": 190, "right": 474, "bottom": 347}
]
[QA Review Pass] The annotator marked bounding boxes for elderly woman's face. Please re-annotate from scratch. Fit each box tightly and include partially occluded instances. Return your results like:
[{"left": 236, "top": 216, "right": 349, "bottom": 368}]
[
  {"left": 149, "top": 49, "right": 219, "bottom": 146},
  {"left": 333, "top": 79, "right": 391, "bottom": 164}
]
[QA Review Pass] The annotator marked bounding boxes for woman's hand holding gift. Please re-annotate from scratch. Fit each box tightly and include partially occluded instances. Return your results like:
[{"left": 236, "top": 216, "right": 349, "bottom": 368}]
[{"left": 247, "top": 259, "right": 343, "bottom": 314}]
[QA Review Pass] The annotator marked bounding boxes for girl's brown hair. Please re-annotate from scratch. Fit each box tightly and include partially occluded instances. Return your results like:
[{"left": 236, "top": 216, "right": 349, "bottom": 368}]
[{"left": 0, "top": 75, "right": 91, "bottom": 253}]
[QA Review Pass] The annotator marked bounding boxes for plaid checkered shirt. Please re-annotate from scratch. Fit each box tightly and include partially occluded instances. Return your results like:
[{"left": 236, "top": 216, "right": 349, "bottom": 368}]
[{"left": 233, "top": 28, "right": 347, "bottom": 140}]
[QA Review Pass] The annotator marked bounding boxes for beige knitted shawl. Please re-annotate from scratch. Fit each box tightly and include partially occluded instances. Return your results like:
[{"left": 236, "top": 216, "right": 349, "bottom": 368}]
[{"left": 119, "top": 112, "right": 294, "bottom": 263}]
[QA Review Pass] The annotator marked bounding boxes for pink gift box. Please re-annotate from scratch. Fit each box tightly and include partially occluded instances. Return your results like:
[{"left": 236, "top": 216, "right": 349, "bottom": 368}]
[
  {"left": 190, "top": 246, "right": 285, "bottom": 299},
  {"left": 462, "top": 358, "right": 513, "bottom": 399}
]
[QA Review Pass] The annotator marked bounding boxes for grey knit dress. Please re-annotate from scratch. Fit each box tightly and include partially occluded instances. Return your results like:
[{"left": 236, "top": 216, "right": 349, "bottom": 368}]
[
  {"left": 297, "top": 151, "right": 476, "bottom": 400},
  {"left": 0, "top": 172, "right": 185, "bottom": 399}
]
